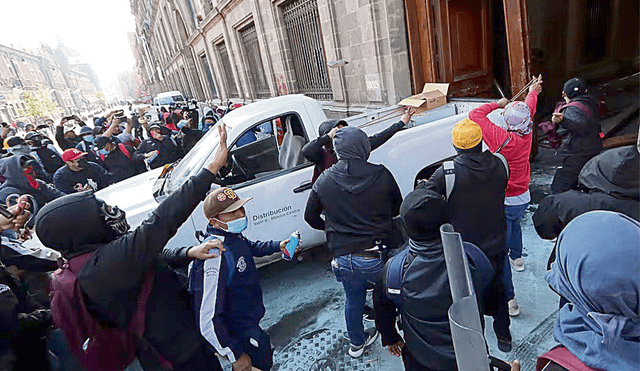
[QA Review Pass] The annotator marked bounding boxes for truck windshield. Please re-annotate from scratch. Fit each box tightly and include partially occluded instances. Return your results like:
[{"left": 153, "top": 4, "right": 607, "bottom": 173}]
[
  {"left": 157, "top": 95, "right": 184, "bottom": 105},
  {"left": 166, "top": 122, "right": 222, "bottom": 193}
]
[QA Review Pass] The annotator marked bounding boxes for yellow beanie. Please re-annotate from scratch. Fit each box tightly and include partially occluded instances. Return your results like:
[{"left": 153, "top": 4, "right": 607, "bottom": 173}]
[{"left": 452, "top": 119, "right": 482, "bottom": 149}]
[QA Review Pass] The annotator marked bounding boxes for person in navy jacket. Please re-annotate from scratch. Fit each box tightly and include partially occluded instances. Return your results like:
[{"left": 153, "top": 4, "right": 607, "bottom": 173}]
[{"left": 188, "top": 187, "right": 299, "bottom": 371}]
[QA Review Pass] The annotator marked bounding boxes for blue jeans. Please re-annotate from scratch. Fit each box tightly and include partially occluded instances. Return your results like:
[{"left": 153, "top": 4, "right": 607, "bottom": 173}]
[
  {"left": 331, "top": 254, "right": 384, "bottom": 346},
  {"left": 505, "top": 203, "right": 528, "bottom": 259},
  {"left": 503, "top": 203, "right": 528, "bottom": 300}
]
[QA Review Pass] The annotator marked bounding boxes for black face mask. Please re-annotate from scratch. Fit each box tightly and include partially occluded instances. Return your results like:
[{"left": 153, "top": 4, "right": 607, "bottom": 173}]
[
  {"left": 77, "top": 158, "right": 89, "bottom": 168},
  {"left": 98, "top": 201, "right": 130, "bottom": 236}
]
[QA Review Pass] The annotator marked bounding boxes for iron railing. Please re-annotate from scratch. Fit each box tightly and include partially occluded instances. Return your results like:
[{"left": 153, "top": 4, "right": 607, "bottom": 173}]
[
  {"left": 240, "top": 24, "right": 271, "bottom": 99},
  {"left": 216, "top": 41, "right": 239, "bottom": 97},
  {"left": 282, "top": 0, "right": 333, "bottom": 101}
]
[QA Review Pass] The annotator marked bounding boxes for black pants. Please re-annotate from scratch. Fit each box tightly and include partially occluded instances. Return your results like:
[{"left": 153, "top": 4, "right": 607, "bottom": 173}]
[
  {"left": 550, "top": 154, "right": 595, "bottom": 194},
  {"left": 402, "top": 346, "right": 457, "bottom": 371},
  {"left": 237, "top": 327, "right": 273, "bottom": 371},
  {"left": 484, "top": 252, "right": 511, "bottom": 344}
]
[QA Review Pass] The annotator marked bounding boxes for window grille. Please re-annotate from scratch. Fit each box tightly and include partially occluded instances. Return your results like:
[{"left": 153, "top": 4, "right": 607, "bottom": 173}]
[
  {"left": 216, "top": 41, "right": 239, "bottom": 97},
  {"left": 200, "top": 54, "right": 218, "bottom": 98},
  {"left": 282, "top": 0, "right": 333, "bottom": 100},
  {"left": 240, "top": 24, "right": 271, "bottom": 99}
]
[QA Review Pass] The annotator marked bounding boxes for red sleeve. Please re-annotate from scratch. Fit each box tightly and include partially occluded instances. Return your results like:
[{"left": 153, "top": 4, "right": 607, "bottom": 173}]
[
  {"left": 469, "top": 102, "right": 509, "bottom": 152},
  {"left": 524, "top": 90, "right": 539, "bottom": 117}
]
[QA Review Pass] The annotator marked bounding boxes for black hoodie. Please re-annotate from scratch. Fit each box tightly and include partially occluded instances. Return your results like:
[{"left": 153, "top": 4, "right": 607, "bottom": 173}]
[
  {"left": 533, "top": 146, "right": 639, "bottom": 239},
  {"left": 0, "top": 155, "right": 64, "bottom": 211},
  {"left": 35, "top": 170, "right": 223, "bottom": 370},
  {"left": 304, "top": 127, "right": 402, "bottom": 256},
  {"left": 420, "top": 151, "right": 508, "bottom": 258},
  {"left": 558, "top": 94, "right": 602, "bottom": 156}
]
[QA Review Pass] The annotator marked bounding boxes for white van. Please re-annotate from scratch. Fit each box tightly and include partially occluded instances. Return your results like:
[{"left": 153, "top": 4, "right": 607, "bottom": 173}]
[{"left": 147, "top": 91, "right": 186, "bottom": 121}]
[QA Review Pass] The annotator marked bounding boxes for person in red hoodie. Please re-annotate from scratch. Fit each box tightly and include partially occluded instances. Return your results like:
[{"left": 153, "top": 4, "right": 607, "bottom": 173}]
[{"left": 469, "top": 75, "right": 542, "bottom": 317}]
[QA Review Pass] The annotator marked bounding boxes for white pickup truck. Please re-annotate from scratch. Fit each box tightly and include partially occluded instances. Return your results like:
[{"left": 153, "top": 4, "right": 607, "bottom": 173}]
[{"left": 87, "top": 95, "right": 491, "bottom": 266}]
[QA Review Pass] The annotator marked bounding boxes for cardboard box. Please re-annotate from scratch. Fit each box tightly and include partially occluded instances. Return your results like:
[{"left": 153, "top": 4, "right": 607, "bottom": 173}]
[{"left": 398, "top": 83, "right": 450, "bottom": 114}]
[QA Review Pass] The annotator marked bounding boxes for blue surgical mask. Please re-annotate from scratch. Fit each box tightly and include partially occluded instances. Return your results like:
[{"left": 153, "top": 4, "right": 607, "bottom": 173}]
[
  {"left": 83, "top": 135, "right": 95, "bottom": 143},
  {"left": 222, "top": 215, "right": 248, "bottom": 234},
  {"left": 177, "top": 120, "right": 187, "bottom": 129}
]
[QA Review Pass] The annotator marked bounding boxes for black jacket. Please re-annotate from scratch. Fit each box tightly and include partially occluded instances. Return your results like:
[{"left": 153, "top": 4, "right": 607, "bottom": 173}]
[
  {"left": 36, "top": 170, "right": 222, "bottom": 370},
  {"left": 133, "top": 136, "right": 184, "bottom": 170},
  {"left": 101, "top": 144, "right": 140, "bottom": 184},
  {"left": 53, "top": 162, "right": 110, "bottom": 194},
  {"left": 0, "top": 265, "right": 50, "bottom": 371},
  {"left": 304, "top": 163, "right": 402, "bottom": 257},
  {"left": 302, "top": 120, "right": 405, "bottom": 182},
  {"left": 533, "top": 145, "right": 639, "bottom": 239},
  {"left": 375, "top": 240, "right": 494, "bottom": 370},
  {"left": 420, "top": 151, "right": 508, "bottom": 258},
  {"left": 376, "top": 241, "right": 456, "bottom": 370},
  {"left": 31, "top": 145, "right": 64, "bottom": 175},
  {"left": 54, "top": 125, "right": 81, "bottom": 150},
  {"left": 177, "top": 127, "right": 204, "bottom": 154},
  {"left": 0, "top": 155, "right": 65, "bottom": 211},
  {"left": 558, "top": 95, "right": 602, "bottom": 156}
]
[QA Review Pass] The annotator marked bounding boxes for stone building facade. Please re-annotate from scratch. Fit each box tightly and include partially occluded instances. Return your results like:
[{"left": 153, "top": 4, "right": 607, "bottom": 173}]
[
  {"left": 131, "top": 0, "right": 638, "bottom": 117},
  {"left": 0, "top": 43, "right": 103, "bottom": 123},
  {"left": 131, "top": 0, "right": 412, "bottom": 116}
]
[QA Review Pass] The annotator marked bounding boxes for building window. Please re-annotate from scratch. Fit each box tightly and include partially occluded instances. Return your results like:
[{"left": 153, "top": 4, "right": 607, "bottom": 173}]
[
  {"left": 282, "top": 0, "right": 332, "bottom": 101},
  {"left": 240, "top": 23, "right": 270, "bottom": 99},
  {"left": 216, "top": 41, "right": 239, "bottom": 98},
  {"left": 199, "top": 53, "right": 218, "bottom": 98}
]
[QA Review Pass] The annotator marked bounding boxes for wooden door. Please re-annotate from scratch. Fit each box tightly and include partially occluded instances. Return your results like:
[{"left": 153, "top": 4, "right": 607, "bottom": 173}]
[
  {"left": 437, "top": 0, "right": 494, "bottom": 96},
  {"left": 406, "top": 0, "right": 494, "bottom": 97}
]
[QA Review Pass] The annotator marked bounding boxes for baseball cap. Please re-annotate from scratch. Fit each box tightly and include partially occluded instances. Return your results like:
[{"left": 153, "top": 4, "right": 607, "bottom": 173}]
[
  {"left": 94, "top": 136, "right": 113, "bottom": 148},
  {"left": 203, "top": 187, "right": 253, "bottom": 218},
  {"left": 148, "top": 123, "right": 162, "bottom": 131},
  {"left": 79, "top": 126, "right": 93, "bottom": 136},
  {"left": 4, "top": 136, "right": 24, "bottom": 148},
  {"left": 451, "top": 118, "right": 483, "bottom": 150},
  {"left": 61, "top": 148, "right": 87, "bottom": 162},
  {"left": 563, "top": 77, "right": 588, "bottom": 99}
]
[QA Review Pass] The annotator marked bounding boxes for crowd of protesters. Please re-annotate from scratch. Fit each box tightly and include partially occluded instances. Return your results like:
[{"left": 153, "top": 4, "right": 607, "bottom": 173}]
[{"left": 0, "top": 74, "right": 637, "bottom": 371}]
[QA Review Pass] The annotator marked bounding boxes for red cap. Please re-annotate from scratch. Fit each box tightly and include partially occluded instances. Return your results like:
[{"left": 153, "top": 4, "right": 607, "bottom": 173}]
[{"left": 61, "top": 148, "right": 87, "bottom": 162}]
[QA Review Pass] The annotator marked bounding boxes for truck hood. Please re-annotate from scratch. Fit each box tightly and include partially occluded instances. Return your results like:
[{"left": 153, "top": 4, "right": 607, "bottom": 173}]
[{"left": 94, "top": 167, "right": 164, "bottom": 229}]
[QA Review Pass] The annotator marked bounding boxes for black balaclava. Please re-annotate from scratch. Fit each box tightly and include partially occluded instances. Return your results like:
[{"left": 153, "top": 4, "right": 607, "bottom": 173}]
[
  {"left": 35, "top": 191, "right": 129, "bottom": 258},
  {"left": 400, "top": 188, "right": 447, "bottom": 242},
  {"left": 318, "top": 119, "right": 348, "bottom": 137}
]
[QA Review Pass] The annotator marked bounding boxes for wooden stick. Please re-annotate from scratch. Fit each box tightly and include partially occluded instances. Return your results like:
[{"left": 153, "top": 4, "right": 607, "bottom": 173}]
[{"left": 510, "top": 77, "right": 536, "bottom": 102}]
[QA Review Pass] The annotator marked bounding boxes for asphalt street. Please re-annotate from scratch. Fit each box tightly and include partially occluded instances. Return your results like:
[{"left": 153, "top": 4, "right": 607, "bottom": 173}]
[{"left": 215, "top": 148, "right": 565, "bottom": 371}]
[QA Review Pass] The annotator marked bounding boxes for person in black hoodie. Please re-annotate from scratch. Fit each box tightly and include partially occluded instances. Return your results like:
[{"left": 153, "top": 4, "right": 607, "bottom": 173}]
[
  {"left": 25, "top": 132, "right": 64, "bottom": 177},
  {"left": 550, "top": 77, "right": 602, "bottom": 193},
  {"left": 302, "top": 107, "right": 416, "bottom": 183},
  {"left": 305, "top": 126, "right": 402, "bottom": 358},
  {"left": 533, "top": 145, "right": 639, "bottom": 240},
  {"left": 419, "top": 118, "right": 512, "bottom": 352},
  {"left": 133, "top": 123, "right": 184, "bottom": 170},
  {"left": 0, "top": 155, "right": 64, "bottom": 216},
  {"left": 94, "top": 136, "right": 140, "bottom": 183},
  {"left": 375, "top": 188, "right": 494, "bottom": 371},
  {"left": 35, "top": 124, "right": 229, "bottom": 371}
]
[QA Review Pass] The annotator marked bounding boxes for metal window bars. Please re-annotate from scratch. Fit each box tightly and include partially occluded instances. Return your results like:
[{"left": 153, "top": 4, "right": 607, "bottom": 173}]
[
  {"left": 240, "top": 24, "right": 271, "bottom": 99},
  {"left": 282, "top": 0, "right": 333, "bottom": 101},
  {"left": 217, "top": 42, "right": 240, "bottom": 98}
]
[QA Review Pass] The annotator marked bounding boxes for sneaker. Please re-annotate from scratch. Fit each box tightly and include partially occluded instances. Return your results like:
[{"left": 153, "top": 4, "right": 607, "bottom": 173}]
[
  {"left": 508, "top": 299, "right": 520, "bottom": 317},
  {"left": 509, "top": 257, "right": 525, "bottom": 272},
  {"left": 348, "top": 328, "right": 379, "bottom": 358},
  {"left": 497, "top": 336, "right": 512, "bottom": 353}
]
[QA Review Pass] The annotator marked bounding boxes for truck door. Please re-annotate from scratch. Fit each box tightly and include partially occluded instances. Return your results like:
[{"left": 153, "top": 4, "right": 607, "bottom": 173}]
[{"left": 191, "top": 112, "right": 326, "bottom": 251}]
